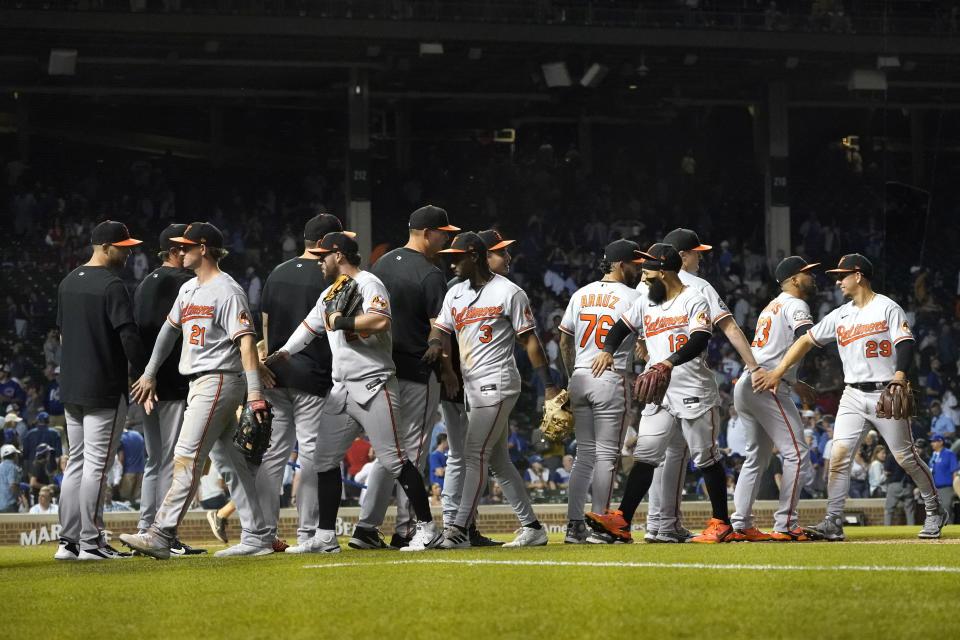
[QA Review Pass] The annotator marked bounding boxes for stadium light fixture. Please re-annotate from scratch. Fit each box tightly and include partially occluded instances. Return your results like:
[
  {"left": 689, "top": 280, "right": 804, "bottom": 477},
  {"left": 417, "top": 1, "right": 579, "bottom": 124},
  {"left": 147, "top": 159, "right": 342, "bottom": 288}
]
[
  {"left": 580, "top": 63, "right": 609, "bottom": 88},
  {"left": 877, "top": 55, "right": 900, "bottom": 70},
  {"left": 541, "top": 62, "right": 572, "bottom": 88},
  {"left": 48, "top": 49, "right": 77, "bottom": 76},
  {"left": 419, "top": 42, "right": 444, "bottom": 56}
]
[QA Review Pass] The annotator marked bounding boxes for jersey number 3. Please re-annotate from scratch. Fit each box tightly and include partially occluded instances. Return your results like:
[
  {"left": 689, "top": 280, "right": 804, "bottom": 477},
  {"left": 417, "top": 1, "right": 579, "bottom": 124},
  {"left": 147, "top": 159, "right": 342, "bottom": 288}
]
[
  {"left": 579, "top": 313, "right": 614, "bottom": 349},
  {"left": 189, "top": 325, "right": 206, "bottom": 347}
]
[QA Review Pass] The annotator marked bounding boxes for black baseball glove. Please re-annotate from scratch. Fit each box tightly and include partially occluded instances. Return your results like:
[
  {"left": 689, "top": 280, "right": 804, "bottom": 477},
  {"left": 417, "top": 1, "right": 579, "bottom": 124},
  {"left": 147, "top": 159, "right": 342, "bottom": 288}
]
[
  {"left": 324, "top": 275, "right": 362, "bottom": 322},
  {"left": 233, "top": 399, "right": 273, "bottom": 465}
]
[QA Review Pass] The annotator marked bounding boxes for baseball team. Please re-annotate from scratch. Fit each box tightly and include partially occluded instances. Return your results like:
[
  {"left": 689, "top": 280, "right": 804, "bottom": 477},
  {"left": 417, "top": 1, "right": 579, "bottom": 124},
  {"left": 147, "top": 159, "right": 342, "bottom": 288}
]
[{"left": 51, "top": 210, "right": 949, "bottom": 561}]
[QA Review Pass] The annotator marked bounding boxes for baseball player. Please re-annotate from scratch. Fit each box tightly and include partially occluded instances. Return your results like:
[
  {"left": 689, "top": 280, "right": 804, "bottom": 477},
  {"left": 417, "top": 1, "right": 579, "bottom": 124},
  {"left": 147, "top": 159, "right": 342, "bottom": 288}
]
[
  {"left": 133, "top": 224, "right": 205, "bottom": 556},
  {"left": 120, "top": 222, "right": 273, "bottom": 559},
  {"left": 729, "top": 257, "right": 819, "bottom": 541},
  {"left": 434, "top": 228, "right": 518, "bottom": 547},
  {"left": 643, "top": 228, "right": 764, "bottom": 543},
  {"left": 265, "top": 232, "right": 442, "bottom": 552},
  {"left": 255, "top": 214, "right": 357, "bottom": 553},
  {"left": 754, "top": 253, "right": 948, "bottom": 540},
  {"left": 557, "top": 239, "right": 643, "bottom": 543},
  {"left": 350, "top": 205, "right": 457, "bottom": 549},
  {"left": 587, "top": 243, "right": 734, "bottom": 544},
  {"left": 56, "top": 220, "right": 148, "bottom": 560},
  {"left": 425, "top": 232, "right": 553, "bottom": 548}
]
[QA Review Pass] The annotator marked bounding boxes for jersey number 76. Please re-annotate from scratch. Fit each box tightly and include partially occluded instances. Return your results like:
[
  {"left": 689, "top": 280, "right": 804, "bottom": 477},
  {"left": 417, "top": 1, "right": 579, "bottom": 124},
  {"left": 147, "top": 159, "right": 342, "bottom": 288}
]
[{"left": 579, "top": 313, "right": 614, "bottom": 349}]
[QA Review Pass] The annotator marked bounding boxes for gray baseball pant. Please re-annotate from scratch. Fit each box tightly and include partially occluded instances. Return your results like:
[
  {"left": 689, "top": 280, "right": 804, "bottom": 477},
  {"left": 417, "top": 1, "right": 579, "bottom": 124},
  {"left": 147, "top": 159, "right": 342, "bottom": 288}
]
[
  {"left": 646, "top": 422, "right": 689, "bottom": 535},
  {"left": 137, "top": 399, "right": 185, "bottom": 532},
  {"left": 60, "top": 398, "right": 127, "bottom": 550},
  {"left": 883, "top": 480, "right": 916, "bottom": 526},
  {"left": 440, "top": 399, "right": 469, "bottom": 527}
]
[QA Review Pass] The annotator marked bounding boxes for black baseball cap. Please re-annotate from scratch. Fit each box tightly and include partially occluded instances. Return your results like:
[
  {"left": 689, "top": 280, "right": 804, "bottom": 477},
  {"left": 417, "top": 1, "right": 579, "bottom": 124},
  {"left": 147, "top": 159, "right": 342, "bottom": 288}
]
[
  {"left": 662, "top": 227, "right": 711, "bottom": 252},
  {"left": 603, "top": 239, "right": 644, "bottom": 263},
  {"left": 825, "top": 253, "right": 873, "bottom": 279},
  {"left": 438, "top": 231, "right": 486, "bottom": 255},
  {"left": 639, "top": 243, "right": 682, "bottom": 272},
  {"left": 308, "top": 232, "right": 359, "bottom": 256},
  {"left": 303, "top": 214, "right": 355, "bottom": 242},
  {"left": 91, "top": 220, "right": 142, "bottom": 247},
  {"left": 409, "top": 205, "right": 460, "bottom": 231},
  {"left": 774, "top": 256, "right": 820, "bottom": 284},
  {"left": 171, "top": 222, "right": 224, "bottom": 248},
  {"left": 478, "top": 229, "right": 514, "bottom": 251},
  {"left": 159, "top": 224, "right": 188, "bottom": 251}
]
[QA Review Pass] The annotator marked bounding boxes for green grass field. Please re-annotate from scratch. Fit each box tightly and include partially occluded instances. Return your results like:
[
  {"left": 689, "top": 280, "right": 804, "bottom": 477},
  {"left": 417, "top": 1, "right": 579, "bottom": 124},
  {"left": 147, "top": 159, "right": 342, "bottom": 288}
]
[{"left": 3, "top": 527, "right": 959, "bottom": 640}]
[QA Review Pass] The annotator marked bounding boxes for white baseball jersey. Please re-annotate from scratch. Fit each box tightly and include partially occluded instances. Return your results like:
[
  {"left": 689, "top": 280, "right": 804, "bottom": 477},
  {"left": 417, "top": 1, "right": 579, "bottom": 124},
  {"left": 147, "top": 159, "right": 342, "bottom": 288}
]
[
  {"left": 300, "top": 271, "right": 395, "bottom": 404},
  {"left": 433, "top": 274, "right": 536, "bottom": 408},
  {"left": 807, "top": 294, "right": 913, "bottom": 384},
  {"left": 166, "top": 273, "right": 255, "bottom": 375},
  {"left": 622, "top": 287, "right": 718, "bottom": 418},
  {"left": 559, "top": 280, "right": 640, "bottom": 374},
  {"left": 637, "top": 270, "right": 732, "bottom": 328},
  {"left": 750, "top": 292, "right": 814, "bottom": 383}
]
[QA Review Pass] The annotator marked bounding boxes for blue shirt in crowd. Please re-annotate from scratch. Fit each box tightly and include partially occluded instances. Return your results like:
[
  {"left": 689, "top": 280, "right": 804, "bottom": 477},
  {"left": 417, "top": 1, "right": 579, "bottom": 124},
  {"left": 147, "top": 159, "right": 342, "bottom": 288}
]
[
  {"left": 120, "top": 430, "right": 146, "bottom": 474},
  {"left": 0, "top": 459, "right": 20, "bottom": 511},
  {"left": 429, "top": 448, "right": 447, "bottom": 489},
  {"left": 930, "top": 414, "right": 956, "bottom": 439},
  {"left": 929, "top": 448, "right": 959, "bottom": 488},
  {"left": 23, "top": 425, "right": 63, "bottom": 466}
]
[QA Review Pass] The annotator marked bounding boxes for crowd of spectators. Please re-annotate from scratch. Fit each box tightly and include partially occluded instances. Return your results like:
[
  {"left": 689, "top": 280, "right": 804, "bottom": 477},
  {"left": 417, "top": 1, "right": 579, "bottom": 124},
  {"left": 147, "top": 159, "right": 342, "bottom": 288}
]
[{"left": 2, "top": 126, "right": 959, "bottom": 522}]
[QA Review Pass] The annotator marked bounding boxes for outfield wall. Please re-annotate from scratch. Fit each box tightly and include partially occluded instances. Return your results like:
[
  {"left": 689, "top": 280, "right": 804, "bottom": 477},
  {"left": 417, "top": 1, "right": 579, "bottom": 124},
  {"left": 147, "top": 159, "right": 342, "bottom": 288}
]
[{"left": 0, "top": 499, "right": 923, "bottom": 547}]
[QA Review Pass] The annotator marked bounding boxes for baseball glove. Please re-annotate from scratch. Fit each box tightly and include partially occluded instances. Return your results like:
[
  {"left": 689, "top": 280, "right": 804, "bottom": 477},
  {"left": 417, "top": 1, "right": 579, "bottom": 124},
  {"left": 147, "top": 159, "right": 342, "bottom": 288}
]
[
  {"left": 875, "top": 380, "right": 915, "bottom": 420},
  {"left": 633, "top": 362, "right": 671, "bottom": 405},
  {"left": 324, "top": 274, "right": 362, "bottom": 320},
  {"left": 233, "top": 399, "right": 273, "bottom": 465},
  {"left": 539, "top": 389, "right": 575, "bottom": 443}
]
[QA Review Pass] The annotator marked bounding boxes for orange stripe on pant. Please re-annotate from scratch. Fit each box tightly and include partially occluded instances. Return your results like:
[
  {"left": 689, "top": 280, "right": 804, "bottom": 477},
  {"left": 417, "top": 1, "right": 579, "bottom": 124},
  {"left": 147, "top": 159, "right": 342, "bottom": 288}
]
[
  {"left": 466, "top": 401, "right": 504, "bottom": 522},
  {"left": 773, "top": 392, "right": 802, "bottom": 525}
]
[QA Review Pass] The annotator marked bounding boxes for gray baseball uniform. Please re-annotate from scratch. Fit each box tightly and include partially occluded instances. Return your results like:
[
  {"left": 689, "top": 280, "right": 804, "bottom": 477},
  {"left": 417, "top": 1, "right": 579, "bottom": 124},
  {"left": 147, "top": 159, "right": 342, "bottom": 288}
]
[
  {"left": 433, "top": 274, "right": 539, "bottom": 530},
  {"left": 559, "top": 279, "right": 639, "bottom": 520},
  {"left": 731, "top": 292, "right": 813, "bottom": 533},
  {"left": 807, "top": 294, "right": 938, "bottom": 518}
]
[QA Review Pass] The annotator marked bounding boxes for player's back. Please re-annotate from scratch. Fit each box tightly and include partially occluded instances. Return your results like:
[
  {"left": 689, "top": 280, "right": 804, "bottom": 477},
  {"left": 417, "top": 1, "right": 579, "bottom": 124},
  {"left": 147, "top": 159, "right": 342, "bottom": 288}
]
[
  {"left": 750, "top": 291, "right": 813, "bottom": 382},
  {"left": 560, "top": 280, "right": 639, "bottom": 374}
]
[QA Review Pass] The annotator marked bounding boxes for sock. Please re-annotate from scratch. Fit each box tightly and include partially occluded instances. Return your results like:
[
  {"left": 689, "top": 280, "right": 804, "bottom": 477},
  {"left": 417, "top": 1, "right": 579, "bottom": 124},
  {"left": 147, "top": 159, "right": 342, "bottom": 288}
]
[
  {"left": 397, "top": 460, "right": 432, "bottom": 522},
  {"left": 524, "top": 520, "right": 542, "bottom": 530},
  {"left": 618, "top": 462, "right": 656, "bottom": 524},
  {"left": 701, "top": 464, "right": 730, "bottom": 523},
  {"left": 316, "top": 469, "right": 342, "bottom": 531}
]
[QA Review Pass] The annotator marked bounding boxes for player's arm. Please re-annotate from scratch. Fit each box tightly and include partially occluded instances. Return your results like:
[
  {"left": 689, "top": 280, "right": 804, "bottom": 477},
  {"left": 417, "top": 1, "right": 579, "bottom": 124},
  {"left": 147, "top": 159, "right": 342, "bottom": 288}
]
[
  {"left": 238, "top": 334, "right": 265, "bottom": 403},
  {"left": 519, "top": 329, "right": 560, "bottom": 400},
  {"left": 559, "top": 332, "right": 575, "bottom": 378},
  {"left": 265, "top": 311, "right": 324, "bottom": 365},
  {"left": 752, "top": 334, "right": 816, "bottom": 392},
  {"left": 423, "top": 324, "right": 458, "bottom": 398},
  {"left": 892, "top": 337, "right": 914, "bottom": 384},
  {"left": 330, "top": 311, "right": 390, "bottom": 334},
  {"left": 256, "top": 315, "right": 276, "bottom": 389},
  {"left": 716, "top": 315, "right": 761, "bottom": 372},
  {"left": 591, "top": 319, "right": 635, "bottom": 377},
  {"left": 131, "top": 319, "right": 181, "bottom": 409}
]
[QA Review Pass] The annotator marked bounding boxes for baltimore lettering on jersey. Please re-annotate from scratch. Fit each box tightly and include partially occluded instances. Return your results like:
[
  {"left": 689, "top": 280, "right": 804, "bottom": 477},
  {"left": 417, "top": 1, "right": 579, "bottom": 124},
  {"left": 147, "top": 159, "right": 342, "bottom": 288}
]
[
  {"left": 579, "top": 293, "right": 621, "bottom": 310},
  {"left": 643, "top": 314, "right": 690, "bottom": 337},
  {"left": 836, "top": 320, "right": 889, "bottom": 346},
  {"left": 452, "top": 305, "right": 503, "bottom": 327},
  {"left": 181, "top": 302, "right": 215, "bottom": 322}
]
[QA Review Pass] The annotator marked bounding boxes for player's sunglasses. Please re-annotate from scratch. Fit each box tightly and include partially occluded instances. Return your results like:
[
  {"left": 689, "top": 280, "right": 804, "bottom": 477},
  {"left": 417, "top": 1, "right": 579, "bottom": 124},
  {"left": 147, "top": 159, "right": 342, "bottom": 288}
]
[{"left": 176, "top": 244, "right": 200, "bottom": 253}]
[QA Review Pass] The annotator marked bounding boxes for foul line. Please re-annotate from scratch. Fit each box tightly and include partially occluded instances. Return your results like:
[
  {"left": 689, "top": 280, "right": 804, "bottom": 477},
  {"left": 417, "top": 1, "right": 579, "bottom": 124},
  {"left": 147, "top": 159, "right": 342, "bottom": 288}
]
[{"left": 303, "top": 559, "right": 960, "bottom": 573}]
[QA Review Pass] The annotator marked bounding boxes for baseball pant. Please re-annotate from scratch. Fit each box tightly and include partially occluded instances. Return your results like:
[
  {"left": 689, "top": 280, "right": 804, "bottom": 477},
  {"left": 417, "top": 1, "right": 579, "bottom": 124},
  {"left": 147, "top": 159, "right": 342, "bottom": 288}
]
[
  {"left": 440, "top": 399, "right": 469, "bottom": 527},
  {"left": 302, "top": 407, "right": 359, "bottom": 543},
  {"left": 936, "top": 486, "right": 955, "bottom": 524},
  {"left": 646, "top": 429, "right": 688, "bottom": 535},
  {"left": 137, "top": 399, "right": 186, "bottom": 532},
  {"left": 731, "top": 375, "right": 809, "bottom": 532},
  {"left": 827, "top": 387, "right": 939, "bottom": 519},
  {"left": 567, "top": 370, "right": 629, "bottom": 521},
  {"left": 883, "top": 480, "right": 916, "bottom": 525},
  {"left": 59, "top": 398, "right": 127, "bottom": 551},
  {"left": 356, "top": 377, "right": 439, "bottom": 536},
  {"left": 454, "top": 395, "right": 537, "bottom": 530},
  {"left": 152, "top": 373, "right": 271, "bottom": 548}
]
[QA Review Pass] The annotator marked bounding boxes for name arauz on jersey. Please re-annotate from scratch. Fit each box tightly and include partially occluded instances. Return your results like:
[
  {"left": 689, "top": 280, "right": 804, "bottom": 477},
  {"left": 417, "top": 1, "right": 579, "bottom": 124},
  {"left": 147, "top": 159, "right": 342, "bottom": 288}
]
[{"left": 580, "top": 293, "right": 620, "bottom": 310}]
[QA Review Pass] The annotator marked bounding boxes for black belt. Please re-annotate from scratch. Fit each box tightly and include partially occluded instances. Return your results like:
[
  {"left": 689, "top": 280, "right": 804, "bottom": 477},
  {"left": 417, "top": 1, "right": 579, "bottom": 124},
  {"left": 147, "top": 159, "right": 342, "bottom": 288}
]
[
  {"left": 848, "top": 381, "right": 889, "bottom": 392},
  {"left": 189, "top": 370, "right": 239, "bottom": 382}
]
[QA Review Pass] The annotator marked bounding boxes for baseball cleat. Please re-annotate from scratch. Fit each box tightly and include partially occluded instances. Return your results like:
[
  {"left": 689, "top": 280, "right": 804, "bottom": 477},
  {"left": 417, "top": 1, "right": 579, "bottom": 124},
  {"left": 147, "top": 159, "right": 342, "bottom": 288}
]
[
  {"left": 586, "top": 531, "right": 632, "bottom": 544},
  {"left": 564, "top": 520, "right": 588, "bottom": 544},
  {"left": 919, "top": 506, "right": 949, "bottom": 539},
  {"left": 213, "top": 543, "right": 274, "bottom": 557},
  {"left": 399, "top": 521, "right": 443, "bottom": 552},
  {"left": 347, "top": 526, "right": 390, "bottom": 550},
  {"left": 803, "top": 516, "right": 845, "bottom": 541},
  {"left": 206, "top": 510, "right": 228, "bottom": 544},
  {"left": 389, "top": 531, "right": 413, "bottom": 549},
  {"left": 170, "top": 539, "right": 207, "bottom": 556},
  {"left": 585, "top": 509, "right": 633, "bottom": 543},
  {"left": 770, "top": 527, "right": 812, "bottom": 541},
  {"left": 468, "top": 525, "right": 504, "bottom": 547},
  {"left": 690, "top": 518, "right": 734, "bottom": 543},
  {"left": 285, "top": 530, "right": 341, "bottom": 554},
  {"left": 440, "top": 525, "right": 471, "bottom": 550},
  {"left": 729, "top": 526, "right": 774, "bottom": 542},
  {"left": 504, "top": 525, "right": 549, "bottom": 547},
  {"left": 643, "top": 528, "right": 660, "bottom": 543},
  {"left": 654, "top": 526, "right": 697, "bottom": 543},
  {"left": 78, "top": 545, "right": 132, "bottom": 560},
  {"left": 119, "top": 532, "right": 171, "bottom": 560},
  {"left": 54, "top": 539, "right": 79, "bottom": 561}
]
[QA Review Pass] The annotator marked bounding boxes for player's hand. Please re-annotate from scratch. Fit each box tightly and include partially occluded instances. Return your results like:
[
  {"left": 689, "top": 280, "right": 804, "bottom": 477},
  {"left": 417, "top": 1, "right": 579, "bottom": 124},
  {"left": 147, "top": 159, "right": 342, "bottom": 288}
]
[
  {"left": 263, "top": 350, "right": 290, "bottom": 368},
  {"left": 421, "top": 343, "right": 443, "bottom": 366},
  {"left": 131, "top": 375, "right": 158, "bottom": 412},
  {"left": 247, "top": 391, "right": 265, "bottom": 405},
  {"left": 752, "top": 368, "right": 781, "bottom": 393},
  {"left": 441, "top": 367, "right": 459, "bottom": 399},
  {"left": 590, "top": 352, "right": 614, "bottom": 378},
  {"left": 258, "top": 361, "right": 277, "bottom": 389},
  {"left": 545, "top": 385, "right": 561, "bottom": 401},
  {"left": 326, "top": 311, "right": 343, "bottom": 330},
  {"left": 792, "top": 380, "right": 818, "bottom": 407}
]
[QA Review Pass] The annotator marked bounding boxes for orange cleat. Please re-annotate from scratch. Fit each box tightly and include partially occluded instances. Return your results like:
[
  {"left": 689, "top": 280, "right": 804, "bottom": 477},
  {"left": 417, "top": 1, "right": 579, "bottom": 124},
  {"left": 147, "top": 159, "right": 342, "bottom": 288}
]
[
  {"left": 770, "top": 527, "right": 811, "bottom": 541},
  {"left": 584, "top": 509, "right": 633, "bottom": 543},
  {"left": 690, "top": 518, "right": 734, "bottom": 543},
  {"left": 729, "top": 526, "right": 774, "bottom": 542}
]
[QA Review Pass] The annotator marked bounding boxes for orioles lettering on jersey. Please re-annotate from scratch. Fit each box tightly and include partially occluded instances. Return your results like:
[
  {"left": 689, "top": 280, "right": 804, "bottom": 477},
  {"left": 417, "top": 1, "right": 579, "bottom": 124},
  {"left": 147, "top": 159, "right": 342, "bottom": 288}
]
[
  {"left": 181, "top": 303, "right": 215, "bottom": 322},
  {"left": 452, "top": 305, "right": 505, "bottom": 327},
  {"left": 644, "top": 314, "right": 691, "bottom": 337},
  {"left": 837, "top": 321, "right": 889, "bottom": 346}
]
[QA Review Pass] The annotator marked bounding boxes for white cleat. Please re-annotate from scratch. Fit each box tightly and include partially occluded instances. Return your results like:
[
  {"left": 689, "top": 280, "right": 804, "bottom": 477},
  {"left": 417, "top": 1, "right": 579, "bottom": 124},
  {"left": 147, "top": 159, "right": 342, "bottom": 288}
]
[
  {"left": 119, "top": 532, "right": 171, "bottom": 560},
  {"left": 54, "top": 539, "right": 79, "bottom": 561},
  {"left": 503, "top": 525, "right": 549, "bottom": 547},
  {"left": 439, "top": 526, "right": 471, "bottom": 550},
  {"left": 285, "top": 530, "right": 341, "bottom": 554},
  {"left": 399, "top": 521, "right": 442, "bottom": 552},
  {"left": 213, "top": 543, "right": 274, "bottom": 557}
]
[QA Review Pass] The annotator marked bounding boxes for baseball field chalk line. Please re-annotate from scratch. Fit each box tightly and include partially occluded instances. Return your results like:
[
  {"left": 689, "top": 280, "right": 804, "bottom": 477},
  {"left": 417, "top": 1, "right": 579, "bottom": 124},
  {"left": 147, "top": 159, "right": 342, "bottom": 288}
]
[{"left": 303, "top": 559, "right": 960, "bottom": 573}]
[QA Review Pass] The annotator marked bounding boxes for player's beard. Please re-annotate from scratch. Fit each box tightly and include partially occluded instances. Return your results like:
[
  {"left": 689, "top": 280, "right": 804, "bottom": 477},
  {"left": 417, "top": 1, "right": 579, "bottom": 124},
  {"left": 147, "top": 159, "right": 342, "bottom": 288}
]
[{"left": 647, "top": 276, "right": 667, "bottom": 304}]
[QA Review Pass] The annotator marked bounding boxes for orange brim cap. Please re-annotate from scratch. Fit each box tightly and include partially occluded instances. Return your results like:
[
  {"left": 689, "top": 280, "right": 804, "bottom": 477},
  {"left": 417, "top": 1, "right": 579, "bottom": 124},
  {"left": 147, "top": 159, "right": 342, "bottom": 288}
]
[
  {"left": 112, "top": 238, "right": 143, "bottom": 246},
  {"left": 691, "top": 243, "right": 712, "bottom": 251},
  {"left": 169, "top": 236, "right": 198, "bottom": 245},
  {"left": 487, "top": 239, "right": 515, "bottom": 250}
]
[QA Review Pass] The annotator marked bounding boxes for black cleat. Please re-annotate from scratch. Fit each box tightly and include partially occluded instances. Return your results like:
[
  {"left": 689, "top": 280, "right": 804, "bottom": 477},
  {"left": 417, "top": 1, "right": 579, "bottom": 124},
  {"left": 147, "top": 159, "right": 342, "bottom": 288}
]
[
  {"left": 469, "top": 525, "right": 505, "bottom": 547},
  {"left": 348, "top": 526, "right": 390, "bottom": 550}
]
